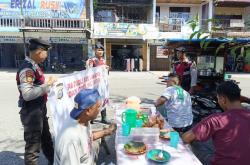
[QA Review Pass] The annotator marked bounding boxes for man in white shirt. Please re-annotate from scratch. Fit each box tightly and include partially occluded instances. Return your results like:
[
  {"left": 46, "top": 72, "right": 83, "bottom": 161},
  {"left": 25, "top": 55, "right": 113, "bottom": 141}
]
[
  {"left": 155, "top": 73, "right": 193, "bottom": 133},
  {"left": 54, "top": 89, "right": 116, "bottom": 165}
]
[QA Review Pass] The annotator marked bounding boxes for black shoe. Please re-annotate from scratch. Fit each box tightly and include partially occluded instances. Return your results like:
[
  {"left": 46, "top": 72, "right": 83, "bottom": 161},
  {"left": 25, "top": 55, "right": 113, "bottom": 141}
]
[{"left": 90, "top": 120, "right": 94, "bottom": 124}]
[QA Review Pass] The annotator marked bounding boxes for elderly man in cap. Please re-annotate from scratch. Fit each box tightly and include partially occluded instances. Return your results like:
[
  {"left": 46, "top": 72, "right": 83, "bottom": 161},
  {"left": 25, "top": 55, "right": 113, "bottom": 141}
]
[
  {"left": 16, "top": 38, "right": 56, "bottom": 165},
  {"left": 54, "top": 89, "right": 116, "bottom": 165}
]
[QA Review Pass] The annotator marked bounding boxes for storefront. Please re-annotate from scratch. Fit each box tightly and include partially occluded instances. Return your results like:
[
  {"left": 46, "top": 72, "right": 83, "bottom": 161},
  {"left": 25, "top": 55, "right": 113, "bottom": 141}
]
[
  {"left": 0, "top": 34, "right": 89, "bottom": 70},
  {"left": 49, "top": 37, "right": 88, "bottom": 71},
  {"left": 105, "top": 39, "right": 148, "bottom": 71},
  {"left": 0, "top": 35, "right": 25, "bottom": 68},
  {"left": 93, "top": 22, "right": 159, "bottom": 71}
]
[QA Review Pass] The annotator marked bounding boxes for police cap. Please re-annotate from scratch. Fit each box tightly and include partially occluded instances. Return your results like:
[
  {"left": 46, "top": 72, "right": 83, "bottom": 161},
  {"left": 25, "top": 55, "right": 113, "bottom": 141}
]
[
  {"left": 95, "top": 42, "right": 104, "bottom": 50},
  {"left": 28, "top": 38, "right": 51, "bottom": 51},
  {"left": 175, "top": 47, "right": 186, "bottom": 52}
]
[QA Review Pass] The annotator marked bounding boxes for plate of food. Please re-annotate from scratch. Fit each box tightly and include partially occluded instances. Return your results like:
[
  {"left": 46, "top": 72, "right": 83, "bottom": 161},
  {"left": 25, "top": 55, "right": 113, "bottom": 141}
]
[
  {"left": 159, "top": 129, "right": 171, "bottom": 140},
  {"left": 124, "top": 141, "right": 147, "bottom": 155},
  {"left": 142, "top": 115, "right": 165, "bottom": 129},
  {"left": 146, "top": 149, "right": 171, "bottom": 163}
]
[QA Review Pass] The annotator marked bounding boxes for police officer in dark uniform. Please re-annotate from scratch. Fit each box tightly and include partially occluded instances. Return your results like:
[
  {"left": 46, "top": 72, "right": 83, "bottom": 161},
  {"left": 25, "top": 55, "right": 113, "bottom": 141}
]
[{"left": 16, "top": 38, "right": 56, "bottom": 165}]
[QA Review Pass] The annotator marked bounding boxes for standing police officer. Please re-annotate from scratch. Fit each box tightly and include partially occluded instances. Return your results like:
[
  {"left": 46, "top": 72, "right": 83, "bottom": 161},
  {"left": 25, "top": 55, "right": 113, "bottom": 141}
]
[
  {"left": 16, "top": 38, "right": 56, "bottom": 165},
  {"left": 173, "top": 47, "right": 192, "bottom": 91},
  {"left": 88, "top": 43, "right": 110, "bottom": 124}
]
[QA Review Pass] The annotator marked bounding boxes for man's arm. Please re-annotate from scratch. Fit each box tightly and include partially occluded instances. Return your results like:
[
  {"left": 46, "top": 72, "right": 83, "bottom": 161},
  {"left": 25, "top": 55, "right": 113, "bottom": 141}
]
[
  {"left": 154, "top": 96, "right": 167, "bottom": 108},
  {"left": 189, "top": 67, "right": 197, "bottom": 94},
  {"left": 182, "top": 115, "right": 219, "bottom": 144},
  {"left": 92, "top": 124, "right": 116, "bottom": 141},
  {"left": 182, "top": 130, "right": 196, "bottom": 144},
  {"left": 240, "top": 95, "right": 250, "bottom": 104},
  {"left": 19, "top": 68, "right": 50, "bottom": 101}
]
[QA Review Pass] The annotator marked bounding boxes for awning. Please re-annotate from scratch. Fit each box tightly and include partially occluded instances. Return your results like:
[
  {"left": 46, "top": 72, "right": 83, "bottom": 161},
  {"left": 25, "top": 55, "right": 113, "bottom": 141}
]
[{"left": 165, "top": 38, "right": 250, "bottom": 43}]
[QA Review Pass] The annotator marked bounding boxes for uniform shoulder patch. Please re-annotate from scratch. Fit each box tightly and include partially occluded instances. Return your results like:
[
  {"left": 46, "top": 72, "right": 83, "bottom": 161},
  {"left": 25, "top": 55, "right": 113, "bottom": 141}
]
[{"left": 26, "top": 70, "right": 34, "bottom": 83}]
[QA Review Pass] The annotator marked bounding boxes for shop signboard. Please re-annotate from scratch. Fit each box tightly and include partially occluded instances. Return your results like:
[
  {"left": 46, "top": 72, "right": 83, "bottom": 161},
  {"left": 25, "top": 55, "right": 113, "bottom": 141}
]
[
  {"left": 0, "top": 35, "right": 23, "bottom": 43},
  {"left": 156, "top": 46, "right": 168, "bottom": 58},
  {"left": 50, "top": 37, "right": 87, "bottom": 44},
  {"left": 0, "top": 0, "right": 86, "bottom": 19},
  {"left": 94, "top": 22, "right": 158, "bottom": 39}
]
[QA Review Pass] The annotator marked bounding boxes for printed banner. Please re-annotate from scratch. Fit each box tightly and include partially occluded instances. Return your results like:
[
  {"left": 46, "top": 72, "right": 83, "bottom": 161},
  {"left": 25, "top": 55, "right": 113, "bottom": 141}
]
[
  {"left": 156, "top": 46, "right": 168, "bottom": 58},
  {"left": 94, "top": 22, "right": 158, "bottom": 39},
  {"left": 0, "top": 0, "right": 86, "bottom": 19},
  {"left": 48, "top": 66, "right": 109, "bottom": 137}
]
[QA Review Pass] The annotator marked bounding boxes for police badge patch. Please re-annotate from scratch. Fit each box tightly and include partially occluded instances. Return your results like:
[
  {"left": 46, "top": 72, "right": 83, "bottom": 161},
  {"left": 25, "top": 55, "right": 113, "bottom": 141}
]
[
  {"left": 25, "top": 70, "right": 34, "bottom": 83},
  {"left": 56, "top": 83, "right": 64, "bottom": 99}
]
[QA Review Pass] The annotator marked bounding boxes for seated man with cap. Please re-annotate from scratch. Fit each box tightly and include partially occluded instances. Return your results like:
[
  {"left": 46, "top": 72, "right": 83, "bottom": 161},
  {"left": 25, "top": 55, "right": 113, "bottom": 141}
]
[{"left": 54, "top": 89, "right": 116, "bottom": 165}]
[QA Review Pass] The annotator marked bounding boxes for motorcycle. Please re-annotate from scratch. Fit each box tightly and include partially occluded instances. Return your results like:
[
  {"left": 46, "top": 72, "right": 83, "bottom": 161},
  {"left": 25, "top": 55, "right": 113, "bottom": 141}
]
[
  {"left": 51, "top": 62, "right": 66, "bottom": 73},
  {"left": 191, "top": 94, "right": 223, "bottom": 123}
]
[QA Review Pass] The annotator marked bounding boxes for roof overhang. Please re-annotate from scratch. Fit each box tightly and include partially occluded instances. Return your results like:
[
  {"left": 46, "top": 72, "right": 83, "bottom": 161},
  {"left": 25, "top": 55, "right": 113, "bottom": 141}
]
[{"left": 215, "top": 0, "right": 250, "bottom": 7}]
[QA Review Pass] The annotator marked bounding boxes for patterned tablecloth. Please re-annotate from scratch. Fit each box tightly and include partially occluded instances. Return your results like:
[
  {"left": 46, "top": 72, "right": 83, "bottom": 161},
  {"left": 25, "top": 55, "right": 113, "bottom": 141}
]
[{"left": 114, "top": 104, "right": 202, "bottom": 165}]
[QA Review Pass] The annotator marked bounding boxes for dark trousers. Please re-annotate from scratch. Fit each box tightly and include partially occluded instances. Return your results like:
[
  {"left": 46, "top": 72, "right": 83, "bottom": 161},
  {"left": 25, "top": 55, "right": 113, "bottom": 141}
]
[
  {"left": 20, "top": 103, "right": 54, "bottom": 165},
  {"left": 181, "top": 75, "right": 191, "bottom": 91},
  {"left": 191, "top": 139, "right": 214, "bottom": 165}
]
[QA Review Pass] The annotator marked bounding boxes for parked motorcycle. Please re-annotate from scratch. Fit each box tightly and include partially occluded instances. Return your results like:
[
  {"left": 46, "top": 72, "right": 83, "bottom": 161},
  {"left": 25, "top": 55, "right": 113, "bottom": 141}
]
[
  {"left": 191, "top": 94, "right": 223, "bottom": 123},
  {"left": 51, "top": 62, "right": 66, "bottom": 73}
]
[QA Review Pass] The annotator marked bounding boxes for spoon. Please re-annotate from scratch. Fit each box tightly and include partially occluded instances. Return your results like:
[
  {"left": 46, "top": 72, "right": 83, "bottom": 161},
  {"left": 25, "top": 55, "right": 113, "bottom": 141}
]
[{"left": 158, "top": 145, "right": 163, "bottom": 159}]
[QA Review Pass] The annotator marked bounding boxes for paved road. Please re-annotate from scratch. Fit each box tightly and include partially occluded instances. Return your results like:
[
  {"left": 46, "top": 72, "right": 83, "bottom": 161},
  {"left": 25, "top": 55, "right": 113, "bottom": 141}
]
[{"left": 0, "top": 70, "right": 249, "bottom": 165}]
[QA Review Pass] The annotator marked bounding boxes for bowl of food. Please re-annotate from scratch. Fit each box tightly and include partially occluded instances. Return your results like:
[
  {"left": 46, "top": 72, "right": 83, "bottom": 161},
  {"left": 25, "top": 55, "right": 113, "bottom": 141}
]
[
  {"left": 146, "top": 149, "right": 171, "bottom": 163},
  {"left": 124, "top": 141, "right": 147, "bottom": 155}
]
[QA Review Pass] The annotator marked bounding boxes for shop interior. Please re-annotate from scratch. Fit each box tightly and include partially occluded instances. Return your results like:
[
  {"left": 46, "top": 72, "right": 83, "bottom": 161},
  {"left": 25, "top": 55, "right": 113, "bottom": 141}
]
[{"left": 111, "top": 44, "right": 143, "bottom": 71}]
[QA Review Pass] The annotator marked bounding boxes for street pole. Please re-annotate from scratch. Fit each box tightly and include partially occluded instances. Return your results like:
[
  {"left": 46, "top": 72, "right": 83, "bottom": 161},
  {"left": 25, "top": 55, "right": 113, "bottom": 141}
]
[{"left": 20, "top": 0, "right": 27, "bottom": 56}]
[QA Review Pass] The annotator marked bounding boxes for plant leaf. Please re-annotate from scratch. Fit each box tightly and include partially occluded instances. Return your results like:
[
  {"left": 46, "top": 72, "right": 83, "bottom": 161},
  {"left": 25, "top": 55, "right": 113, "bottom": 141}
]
[
  {"left": 190, "top": 31, "right": 200, "bottom": 40},
  {"left": 212, "top": 26, "right": 223, "bottom": 31},
  {"left": 200, "top": 36, "right": 209, "bottom": 48},
  {"left": 215, "top": 43, "right": 226, "bottom": 55},
  {"left": 197, "top": 30, "right": 205, "bottom": 39},
  {"left": 190, "top": 22, "right": 197, "bottom": 31},
  {"left": 230, "top": 45, "right": 242, "bottom": 57},
  {"left": 204, "top": 41, "right": 212, "bottom": 50}
]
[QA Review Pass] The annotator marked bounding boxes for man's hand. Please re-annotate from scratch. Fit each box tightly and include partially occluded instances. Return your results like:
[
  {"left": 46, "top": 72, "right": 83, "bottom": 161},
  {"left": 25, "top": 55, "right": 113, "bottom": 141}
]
[
  {"left": 105, "top": 65, "right": 110, "bottom": 71},
  {"left": 154, "top": 96, "right": 167, "bottom": 108},
  {"left": 92, "top": 123, "right": 117, "bottom": 140},
  {"left": 46, "top": 76, "right": 57, "bottom": 86},
  {"left": 105, "top": 123, "right": 117, "bottom": 136},
  {"left": 182, "top": 130, "right": 196, "bottom": 144}
]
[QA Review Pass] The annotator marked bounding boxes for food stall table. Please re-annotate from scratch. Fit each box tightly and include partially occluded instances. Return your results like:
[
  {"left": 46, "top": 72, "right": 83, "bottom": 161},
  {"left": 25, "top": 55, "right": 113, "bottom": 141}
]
[{"left": 114, "top": 105, "right": 202, "bottom": 165}]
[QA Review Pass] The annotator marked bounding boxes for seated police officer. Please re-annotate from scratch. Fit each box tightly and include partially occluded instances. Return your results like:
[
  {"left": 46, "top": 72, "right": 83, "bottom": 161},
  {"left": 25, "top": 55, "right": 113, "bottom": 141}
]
[{"left": 16, "top": 38, "right": 57, "bottom": 165}]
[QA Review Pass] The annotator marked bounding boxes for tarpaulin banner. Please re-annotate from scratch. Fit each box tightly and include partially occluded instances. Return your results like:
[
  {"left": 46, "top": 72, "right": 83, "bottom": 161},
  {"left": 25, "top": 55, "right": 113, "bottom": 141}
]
[{"left": 48, "top": 66, "right": 109, "bottom": 137}]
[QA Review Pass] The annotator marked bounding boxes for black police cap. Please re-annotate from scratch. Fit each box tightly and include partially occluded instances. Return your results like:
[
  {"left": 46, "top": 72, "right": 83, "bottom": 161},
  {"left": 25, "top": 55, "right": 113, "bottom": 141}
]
[
  {"left": 95, "top": 43, "right": 104, "bottom": 50},
  {"left": 28, "top": 38, "right": 51, "bottom": 51},
  {"left": 175, "top": 47, "right": 186, "bottom": 52}
]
